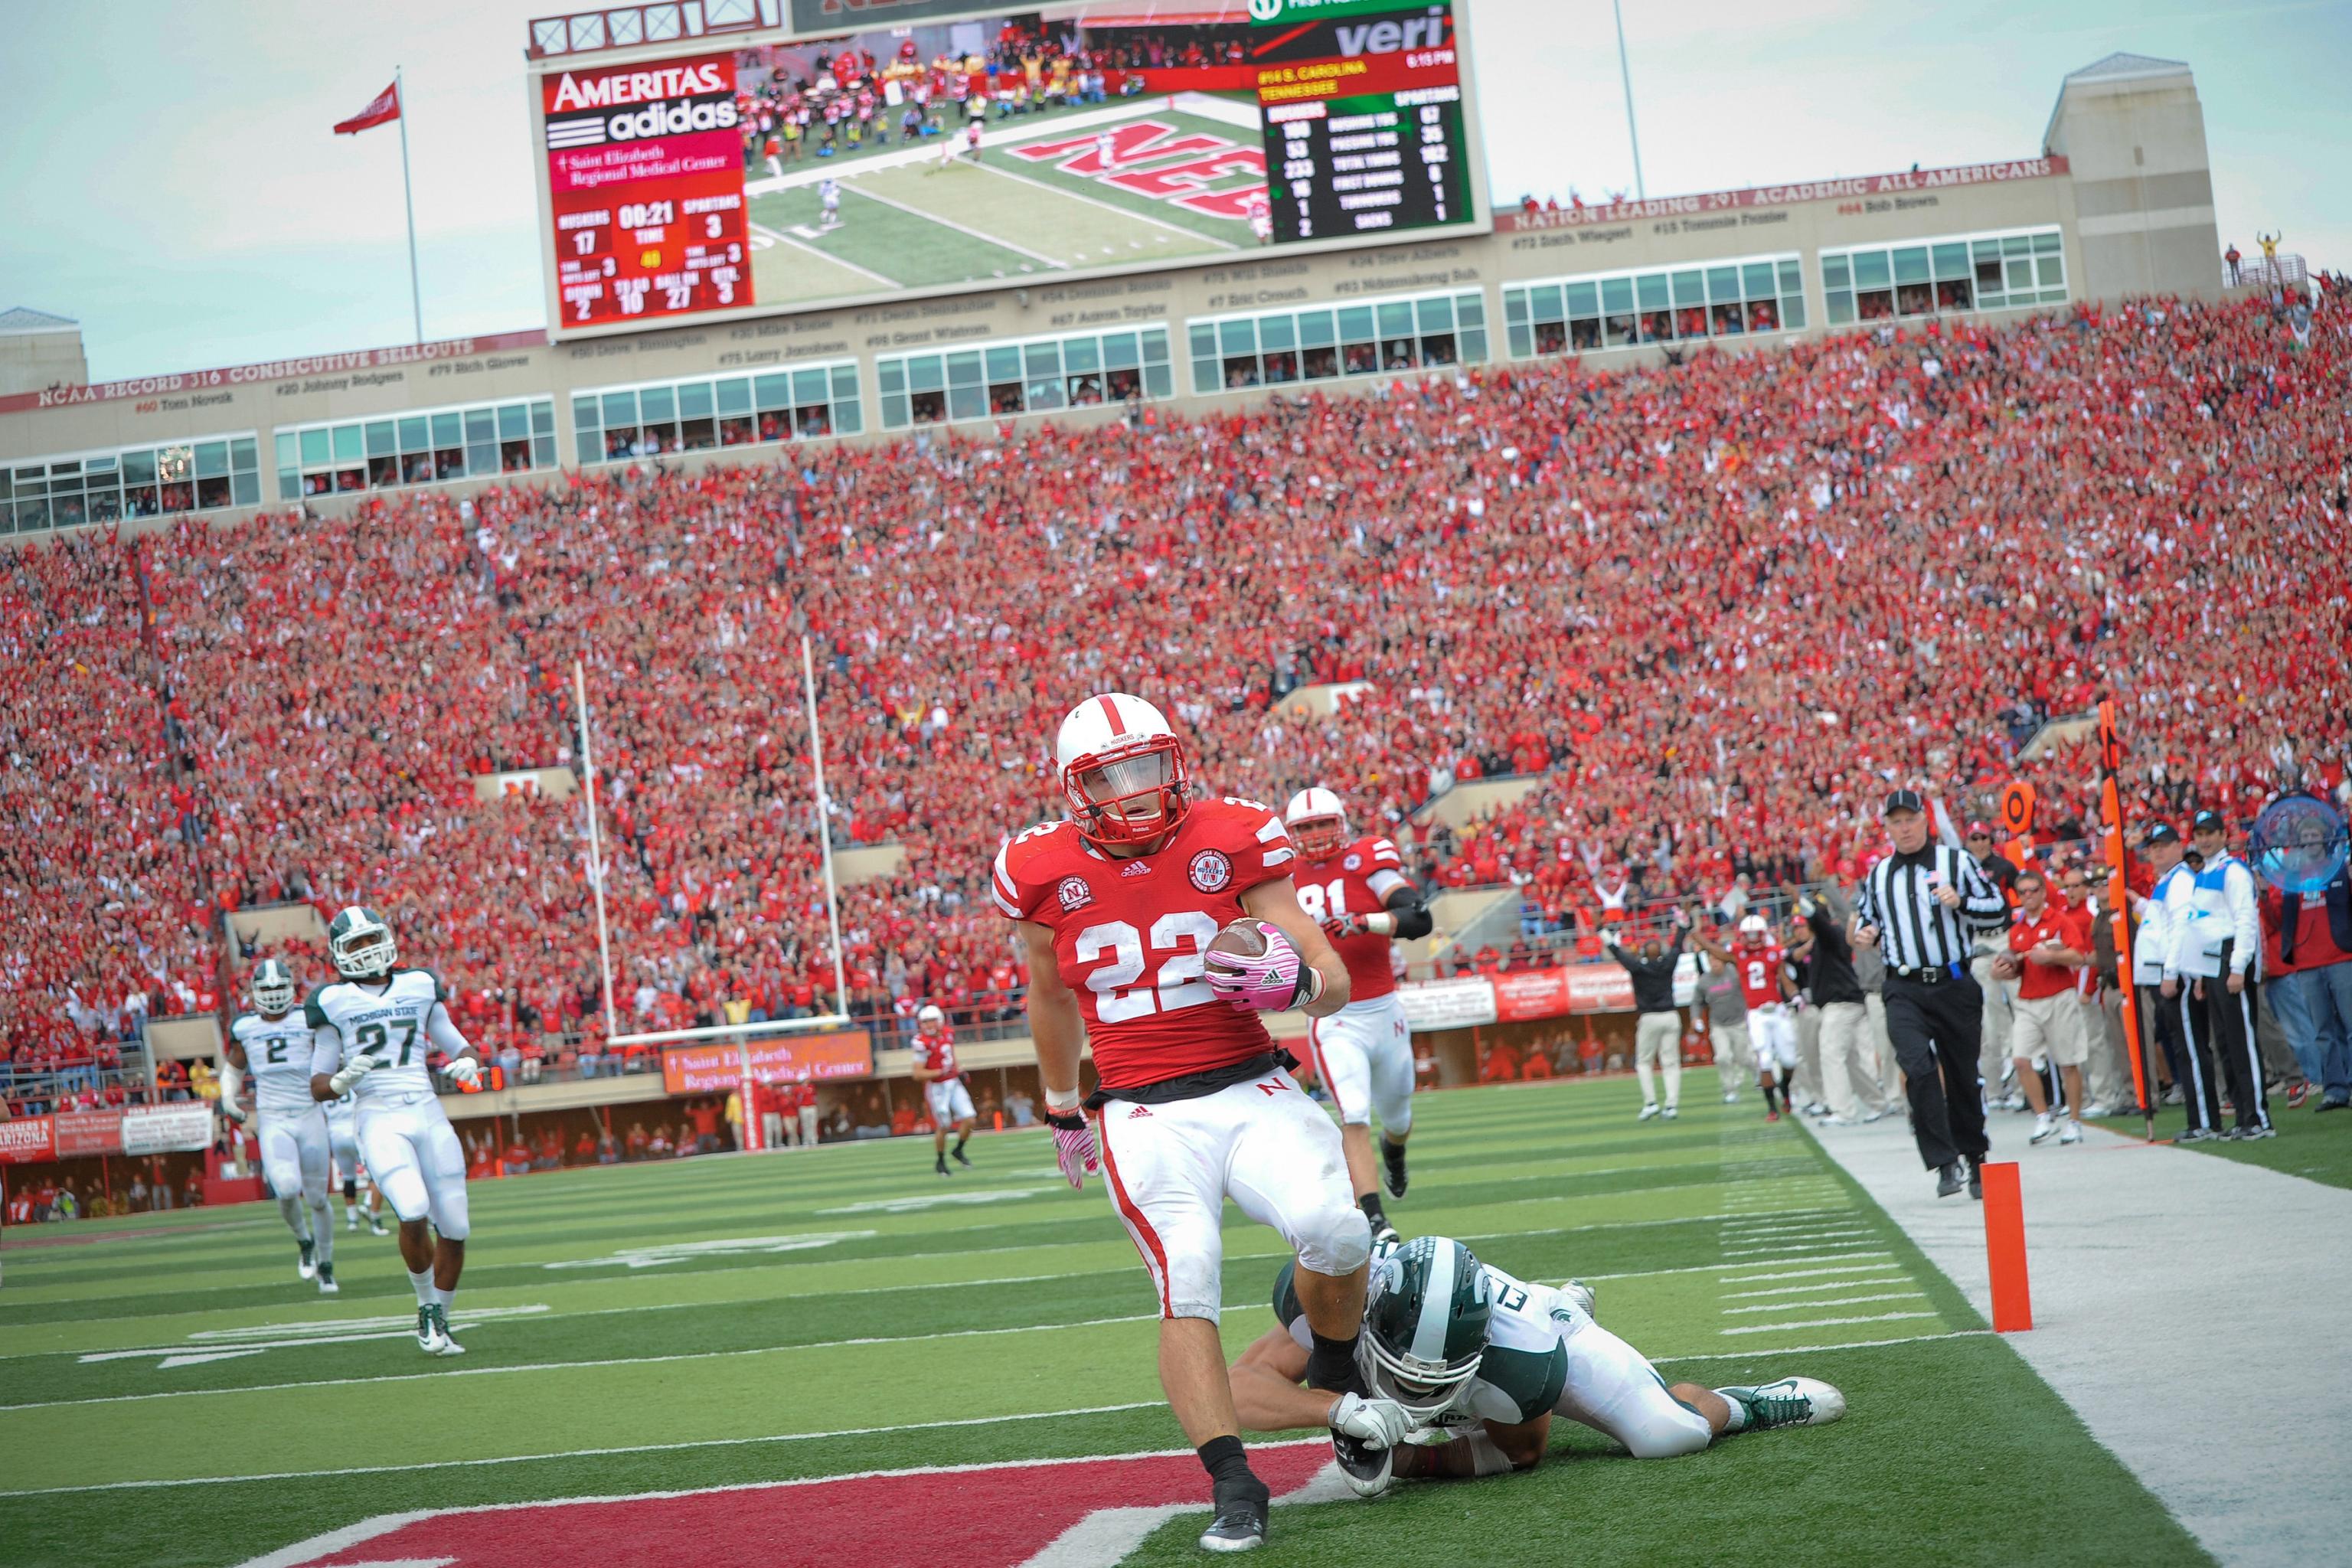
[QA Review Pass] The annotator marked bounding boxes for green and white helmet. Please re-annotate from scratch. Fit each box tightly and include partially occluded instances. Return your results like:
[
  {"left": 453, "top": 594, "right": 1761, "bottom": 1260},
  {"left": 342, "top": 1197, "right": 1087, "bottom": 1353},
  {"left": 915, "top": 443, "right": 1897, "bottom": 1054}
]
[
  {"left": 327, "top": 906, "right": 398, "bottom": 980},
  {"left": 251, "top": 958, "right": 297, "bottom": 1014},
  {"left": 1362, "top": 1235, "right": 1491, "bottom": 1417}
]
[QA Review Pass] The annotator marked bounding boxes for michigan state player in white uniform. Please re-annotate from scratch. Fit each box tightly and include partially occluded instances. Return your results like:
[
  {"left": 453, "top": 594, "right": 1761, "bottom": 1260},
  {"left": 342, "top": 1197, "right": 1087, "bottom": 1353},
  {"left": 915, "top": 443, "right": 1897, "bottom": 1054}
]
[
  {"left": 306, "top": 906, "right": 482, "bottom": 1354},
  {"left": 220, "top": 959, "right": 338, "bottom": 1293},
  {"left": 1234, "top": 1236, "right": 1844, "bottom": 1494},
  {"left": 322, "top": 1086, "right": 377, "bottom": 1233}
]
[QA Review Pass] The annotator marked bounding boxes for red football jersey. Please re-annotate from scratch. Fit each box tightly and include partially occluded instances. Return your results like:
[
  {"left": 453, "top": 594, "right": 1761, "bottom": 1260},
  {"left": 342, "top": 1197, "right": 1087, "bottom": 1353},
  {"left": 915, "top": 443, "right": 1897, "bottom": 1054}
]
[
  {"left": 1287, "top": 834, "right": 1412, "bottom": 1001},
  {"left": 911, "top": 1028, "right": 960, "bottom": 1080},
  {"left": 991, "top": 796, "right": 1295, "bottom": 1090},
  {"left": 1735, "top": 943, "right": 1788, "bottom": 1009}
]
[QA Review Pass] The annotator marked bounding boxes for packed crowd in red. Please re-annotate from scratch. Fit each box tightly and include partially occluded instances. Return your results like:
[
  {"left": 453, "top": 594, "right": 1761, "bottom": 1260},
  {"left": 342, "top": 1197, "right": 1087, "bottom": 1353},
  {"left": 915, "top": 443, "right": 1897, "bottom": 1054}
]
[{"left": 2, "top": 292, "right": 2344, "bottom": 1061}]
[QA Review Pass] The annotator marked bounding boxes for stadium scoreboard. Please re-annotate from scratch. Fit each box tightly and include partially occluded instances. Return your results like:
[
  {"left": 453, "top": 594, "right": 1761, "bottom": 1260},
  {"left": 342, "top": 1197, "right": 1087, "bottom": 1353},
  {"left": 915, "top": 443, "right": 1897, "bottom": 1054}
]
[
  {"left": 541, "top": 54, "right": 754, "bottom": 329},
  {"left": 529, "top": 1, "right": 1489, "bottom": 339},
  {"left": 1252, "top": 0, "right": 1474, "bottom": 245}
]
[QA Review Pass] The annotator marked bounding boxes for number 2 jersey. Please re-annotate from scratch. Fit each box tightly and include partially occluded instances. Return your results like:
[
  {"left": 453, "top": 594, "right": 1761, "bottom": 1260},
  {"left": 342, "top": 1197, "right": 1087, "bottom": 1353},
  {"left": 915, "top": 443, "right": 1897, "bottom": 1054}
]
[
  {"left": 991, "top": 797, "right": 1296, "bottom": 1092},
  {"left": 1735, "top": 943, "right": 1788, "bottom": 1010},
  {"left": 1286, "top": 833, "right": 1411, "bottom": 1003},
  {"left": 233, "top": 1009, "right": 326, "bottom": 1118},
  {"left": 305, "top": 969, "right": 465, "bottom": 1102}
]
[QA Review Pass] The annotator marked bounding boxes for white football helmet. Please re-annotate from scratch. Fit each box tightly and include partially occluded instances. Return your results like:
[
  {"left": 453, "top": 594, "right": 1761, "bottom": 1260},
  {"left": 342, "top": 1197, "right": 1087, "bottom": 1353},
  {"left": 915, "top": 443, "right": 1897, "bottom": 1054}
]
[
  {"left": 327, "top": 905, "right": 398, "bottom": 979},
  {"left": 916, "top": 1004, "right": 946, "bottom": 1030},
  {"left": 1282, "top": 787, "right": 1348, "bottom": 861},
  {"left": 251, "top": 957, "right": 297, "bottom": 1015},
  {"left": 1055, "top": 693, "right": 1191, "bottom": 847},
  {"left": 1738, "top": 913, "right": 1770, "bottom": 948}
]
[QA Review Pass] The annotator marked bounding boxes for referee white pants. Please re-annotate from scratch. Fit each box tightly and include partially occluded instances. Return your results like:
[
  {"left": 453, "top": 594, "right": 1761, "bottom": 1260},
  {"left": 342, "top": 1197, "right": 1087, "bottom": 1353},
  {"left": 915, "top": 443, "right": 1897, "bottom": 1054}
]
[{"left": 356, "top": 1093, "right": 470, "bottom": 1240}]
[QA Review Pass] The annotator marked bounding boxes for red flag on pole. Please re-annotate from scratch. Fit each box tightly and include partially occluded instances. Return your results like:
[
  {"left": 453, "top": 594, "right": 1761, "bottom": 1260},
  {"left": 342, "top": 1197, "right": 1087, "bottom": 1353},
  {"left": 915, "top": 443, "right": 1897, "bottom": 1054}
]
[{"left": 333, "top": 80, "right": 401, "bottom": 136}]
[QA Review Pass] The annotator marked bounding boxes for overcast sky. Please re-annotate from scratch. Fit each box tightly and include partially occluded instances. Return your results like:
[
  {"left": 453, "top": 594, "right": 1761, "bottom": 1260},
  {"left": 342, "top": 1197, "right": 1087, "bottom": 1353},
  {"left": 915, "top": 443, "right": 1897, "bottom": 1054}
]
[{"left": 2, "top": 0, "right": 2342, "bottom": 381}]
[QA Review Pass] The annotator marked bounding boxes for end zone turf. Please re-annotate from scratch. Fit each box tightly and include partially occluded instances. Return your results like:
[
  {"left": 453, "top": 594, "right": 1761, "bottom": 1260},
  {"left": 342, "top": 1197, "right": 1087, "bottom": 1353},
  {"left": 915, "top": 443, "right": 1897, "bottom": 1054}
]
[{"left": 0, "top": 1078, "right": 2213, "bottom": 1568}]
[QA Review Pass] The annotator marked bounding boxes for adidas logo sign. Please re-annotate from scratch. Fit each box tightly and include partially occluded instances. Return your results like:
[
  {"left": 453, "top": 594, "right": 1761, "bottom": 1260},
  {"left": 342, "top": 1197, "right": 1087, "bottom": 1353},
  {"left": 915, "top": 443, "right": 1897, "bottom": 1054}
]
[{"left": 1129, "top": 1106, "right": 1153, "bottom": 1118}]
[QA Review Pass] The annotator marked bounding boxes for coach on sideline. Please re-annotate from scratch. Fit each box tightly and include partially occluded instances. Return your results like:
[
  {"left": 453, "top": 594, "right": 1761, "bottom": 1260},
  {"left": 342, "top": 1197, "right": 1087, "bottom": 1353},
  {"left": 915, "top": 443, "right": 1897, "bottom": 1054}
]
[{"left": 1851, "top": 790, "right": 2011, "bottom": 1197}]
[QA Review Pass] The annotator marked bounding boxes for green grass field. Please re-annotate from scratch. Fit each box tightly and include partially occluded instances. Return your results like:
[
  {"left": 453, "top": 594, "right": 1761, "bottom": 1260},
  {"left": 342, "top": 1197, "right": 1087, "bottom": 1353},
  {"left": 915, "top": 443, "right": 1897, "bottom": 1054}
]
[
  {"left": 744, "top": 102, "right": 1256, "bottom": 310},
  {"left": 2095, "top": 1093, "right": 2352, "bottom": 1191},
  {"left": 0, "top": 1077, "right": 2211, "bottom": 1568}
]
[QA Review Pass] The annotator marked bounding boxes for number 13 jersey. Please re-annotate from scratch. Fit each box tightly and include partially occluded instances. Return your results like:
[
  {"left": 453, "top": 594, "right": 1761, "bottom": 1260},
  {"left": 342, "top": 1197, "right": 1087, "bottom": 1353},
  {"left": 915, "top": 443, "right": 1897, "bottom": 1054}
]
[
  {"left": 305, "top": 969, "right": 450, "bottom": 1101},
  {"left": 991, "top": 798, "right": 1295, "bottom": 1091}
]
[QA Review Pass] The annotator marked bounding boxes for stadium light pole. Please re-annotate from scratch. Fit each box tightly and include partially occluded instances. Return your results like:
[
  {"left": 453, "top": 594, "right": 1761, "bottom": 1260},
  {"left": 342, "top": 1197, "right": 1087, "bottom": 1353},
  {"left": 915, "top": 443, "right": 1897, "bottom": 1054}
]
[
  {"left": 396, "top": 65, "right": 423, "bottom": 342},
  {"left": 1611, "top": 0, "right": 1647, "bottom": 201},
  {"left": 802, "top": 636, "right": 851, "bottom": 1018}
]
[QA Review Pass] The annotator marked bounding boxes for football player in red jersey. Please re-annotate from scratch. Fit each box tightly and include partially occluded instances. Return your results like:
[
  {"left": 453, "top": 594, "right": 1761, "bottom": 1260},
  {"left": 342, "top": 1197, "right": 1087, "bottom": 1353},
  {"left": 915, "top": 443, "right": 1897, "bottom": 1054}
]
[
  {"left": 910, "top": 1003, "right": 976, "bottom": 1176},
  {"left": 1694, "top": 915, "right": 1811, "bottom": 1119},
  {"left": 1282, "top": 787, "right": 1432, "bottom": 1246},
  {"left": 994, "top": 694, "right": 1381, "bottom": 1553}
]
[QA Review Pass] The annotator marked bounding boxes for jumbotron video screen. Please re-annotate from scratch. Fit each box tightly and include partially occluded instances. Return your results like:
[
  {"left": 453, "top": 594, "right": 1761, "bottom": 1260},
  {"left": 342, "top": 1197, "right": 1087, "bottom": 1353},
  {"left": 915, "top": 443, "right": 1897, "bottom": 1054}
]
[{"left": 533, "top": 1, "right": 1485, "bottom": 335}]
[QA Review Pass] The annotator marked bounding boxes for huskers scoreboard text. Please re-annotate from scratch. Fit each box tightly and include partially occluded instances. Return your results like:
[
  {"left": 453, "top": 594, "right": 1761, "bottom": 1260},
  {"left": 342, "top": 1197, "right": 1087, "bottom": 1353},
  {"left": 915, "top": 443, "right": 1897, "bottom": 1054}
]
[{"left": 542, "top": 53, "right": 753, "bottom": 329}]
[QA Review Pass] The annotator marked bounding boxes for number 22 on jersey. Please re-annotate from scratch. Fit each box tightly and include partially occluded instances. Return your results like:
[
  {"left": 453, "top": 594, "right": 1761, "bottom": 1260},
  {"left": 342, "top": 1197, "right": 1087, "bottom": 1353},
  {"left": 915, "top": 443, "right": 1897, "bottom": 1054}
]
[{"left": 1076, "top": 912, "right": 1220, "bottom": 1022}]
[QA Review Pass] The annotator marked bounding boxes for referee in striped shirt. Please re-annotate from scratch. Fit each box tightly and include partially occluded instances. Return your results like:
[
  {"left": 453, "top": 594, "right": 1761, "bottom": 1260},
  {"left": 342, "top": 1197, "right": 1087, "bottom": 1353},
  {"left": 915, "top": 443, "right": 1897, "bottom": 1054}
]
[{"left": 1852, "top": 790, "right": 2012, "bottom": 1197}]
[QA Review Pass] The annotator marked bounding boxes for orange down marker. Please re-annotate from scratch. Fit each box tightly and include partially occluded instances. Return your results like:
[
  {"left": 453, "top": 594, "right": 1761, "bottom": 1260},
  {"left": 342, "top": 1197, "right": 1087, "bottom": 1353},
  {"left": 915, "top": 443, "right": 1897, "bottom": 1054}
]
[{"left": 1979, "top": 1161, "right": 2034, "bottom": 1331}]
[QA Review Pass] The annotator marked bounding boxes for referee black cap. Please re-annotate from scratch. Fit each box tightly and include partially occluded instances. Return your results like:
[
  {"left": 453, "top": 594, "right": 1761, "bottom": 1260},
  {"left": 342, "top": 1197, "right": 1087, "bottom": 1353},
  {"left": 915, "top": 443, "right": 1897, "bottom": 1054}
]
[
  {"left": 1882, "top": 789, "right": 1926, "bottom": 816},
  {"left": 2143, "top": 822, "right": 2180, "bottom": 846}
]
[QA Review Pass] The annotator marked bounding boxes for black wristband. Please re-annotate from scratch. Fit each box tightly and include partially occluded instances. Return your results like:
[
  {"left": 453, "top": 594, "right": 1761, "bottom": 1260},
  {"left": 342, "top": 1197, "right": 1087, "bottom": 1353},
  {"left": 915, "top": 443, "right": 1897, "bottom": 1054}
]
[{"left": 1044, "top": 1109, "right": 1087, "bottom": 1132}]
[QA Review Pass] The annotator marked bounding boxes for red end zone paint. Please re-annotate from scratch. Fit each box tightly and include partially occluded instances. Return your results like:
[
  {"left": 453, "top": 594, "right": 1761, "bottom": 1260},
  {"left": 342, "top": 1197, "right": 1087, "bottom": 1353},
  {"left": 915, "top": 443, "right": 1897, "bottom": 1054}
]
[{"left": 265, "top": 1442, "right": 1332, "bottom": 1568}]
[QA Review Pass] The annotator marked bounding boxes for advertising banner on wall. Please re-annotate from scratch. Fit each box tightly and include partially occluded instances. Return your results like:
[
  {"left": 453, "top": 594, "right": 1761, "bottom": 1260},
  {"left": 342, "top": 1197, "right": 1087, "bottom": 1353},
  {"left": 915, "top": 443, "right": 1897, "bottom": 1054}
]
[
  {"left": 662, "top": 1031, "right": 873, "bottom": 1095},
  {"left": 120, "top": 1103, "right": 217, "bottom": 1156}
]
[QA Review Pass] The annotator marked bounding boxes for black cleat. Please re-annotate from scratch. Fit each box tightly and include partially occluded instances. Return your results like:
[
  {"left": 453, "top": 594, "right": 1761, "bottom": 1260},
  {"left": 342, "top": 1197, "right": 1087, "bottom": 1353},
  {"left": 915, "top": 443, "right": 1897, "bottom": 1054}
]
[
  {"left": 1380, "top": 1140, "right": 1408, "bottom": 1200},
  {"left": 1966, "top": 1160, "right": 1984, "bottom": 1200},
  {"left": 935, "top": 1156, "right": 951, "bottom": 1178},
  {"left": 952, "top": 1145, "right": 972, "bottom": 1168},
  {"left": 1199, "top": 1477, "right": 1270, "bottom": 1553},
  {"left": 1935, "top": 1163, "right": 1965, "bottom": 1197},
  {"left": 1369, "top": 1219, "right": 1401, "bottom": 1250}
]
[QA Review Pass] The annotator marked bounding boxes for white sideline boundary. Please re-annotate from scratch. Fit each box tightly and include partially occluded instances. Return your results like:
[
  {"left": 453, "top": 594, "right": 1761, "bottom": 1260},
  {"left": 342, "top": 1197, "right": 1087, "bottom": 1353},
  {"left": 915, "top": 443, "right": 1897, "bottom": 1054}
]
[{"left": 1805, "top": 1113, "right": 2352, "bottom": 1568}]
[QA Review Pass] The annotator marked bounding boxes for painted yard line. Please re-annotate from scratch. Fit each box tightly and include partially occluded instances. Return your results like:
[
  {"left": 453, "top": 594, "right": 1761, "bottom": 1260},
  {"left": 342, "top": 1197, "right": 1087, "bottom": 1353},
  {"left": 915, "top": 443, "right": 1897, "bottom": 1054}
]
[
  {"left": 962, "top": 157, "right": 1243, "bottom": 251},
  {"left": 0, "top": 1329, "right": 2001, "bottom": 1502},
  {"left": 1721, "top": 1240, "right": 1885, "bottom": 1258},
  {"left": 0, "top": 1400, "right": 1170, "bottom": 1498},
  {"left": 746, "top": 220, "right": 901, "bottom": 287},
  {"left": 1717, "top": 1257, "right": 1896, "bottom": 1284},
  {"left": 1574, "top": 1254, "right": 1886, "bottom": 1285},
  {"left": 1721, "top": 1228, "right": 1877, "bottom": 1246},
  {"left": 1655, "top": 1328, "right": 1990, "bottom": 1362},
  {"left": 840, "top": 181, "right": 1067, "bottom": 269},
  {"left": 0, "top": 1310, "right": 1190, "bottom": 1414},
  {"left": 1720, "top": 1291, "right": 1927, "bottom": 1315},
  {"left": 1722, "top": 1276, "right": 1911, "bottom": 1299},
  {"left": 1717, "top": 1310, "right": 1942, "bottom": 1336}
]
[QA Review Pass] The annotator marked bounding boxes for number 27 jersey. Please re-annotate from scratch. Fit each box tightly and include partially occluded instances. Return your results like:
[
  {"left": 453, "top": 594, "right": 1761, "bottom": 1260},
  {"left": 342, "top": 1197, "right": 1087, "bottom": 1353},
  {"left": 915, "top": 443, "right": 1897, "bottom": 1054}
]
[
  {"left": 991, "top": 798, "right": 1295, "bottom": 1091},
  {"left": 305, "top": 969, "right": 449, "bottom": 1102}
]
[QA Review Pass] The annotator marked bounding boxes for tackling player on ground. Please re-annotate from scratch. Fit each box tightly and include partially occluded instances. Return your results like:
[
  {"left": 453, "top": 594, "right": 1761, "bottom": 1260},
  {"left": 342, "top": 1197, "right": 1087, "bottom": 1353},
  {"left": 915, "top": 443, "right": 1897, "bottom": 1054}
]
[
  {"left": 220, "top": 959, "right": 339, "bottom": 1293},
  {"left": 910, "top": 1003, "right": 976, "bottom": 1176},
  {"left": 1232, "top": 1234, "right": 1844, "bottom": 1492},
  {"left": 308, "top": 906, "right": 483, "bottom": 1355},
  {"left": 996, "top": 694, "right": 1374, "bottom": 1553},
  {"left": 1282, "top": 788, "right": 1432, "bottom": 1246}
]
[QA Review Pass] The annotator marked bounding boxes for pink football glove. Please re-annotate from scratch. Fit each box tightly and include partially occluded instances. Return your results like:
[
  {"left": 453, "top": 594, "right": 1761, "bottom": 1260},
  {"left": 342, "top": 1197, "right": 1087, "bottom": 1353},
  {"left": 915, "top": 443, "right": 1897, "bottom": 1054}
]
[
  {"left": 1047, "top": 1110, "right": 1099, "bottom": 1190},
  {"left": 1204, "top": 921, "right": 1318, "bottom": 1012}
]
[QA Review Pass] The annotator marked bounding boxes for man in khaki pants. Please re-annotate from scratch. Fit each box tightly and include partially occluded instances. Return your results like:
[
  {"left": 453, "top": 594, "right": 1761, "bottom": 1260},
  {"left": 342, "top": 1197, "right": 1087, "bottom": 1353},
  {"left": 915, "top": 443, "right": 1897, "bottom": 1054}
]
[
  {"left": 1608, "top": 923, "right": 1689, "bottom": 1122},
  {"left": 1999, "top": 869, "right": 2094, "bottom": 1145},
  {"left": 1695, "top": 947, "right": 1752, "bottom": 1105}
]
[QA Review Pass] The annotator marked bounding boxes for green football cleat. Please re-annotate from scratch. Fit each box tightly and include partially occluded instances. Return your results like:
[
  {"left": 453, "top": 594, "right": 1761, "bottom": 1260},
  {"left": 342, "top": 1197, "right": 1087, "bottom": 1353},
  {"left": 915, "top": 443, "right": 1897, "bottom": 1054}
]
[
  {"left": 1718, "top": 1376, "right": 1845, "bottom": 1431},
  {"left": 428, "top": 1304, "right": 466, "bottom": 1356}
]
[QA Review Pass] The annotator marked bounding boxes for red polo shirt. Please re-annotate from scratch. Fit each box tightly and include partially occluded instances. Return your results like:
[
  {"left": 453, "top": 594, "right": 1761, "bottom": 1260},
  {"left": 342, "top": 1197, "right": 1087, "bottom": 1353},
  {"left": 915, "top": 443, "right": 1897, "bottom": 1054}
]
[{"left": 2009, "top": 903, "right": 2090, "bottom": 1001}]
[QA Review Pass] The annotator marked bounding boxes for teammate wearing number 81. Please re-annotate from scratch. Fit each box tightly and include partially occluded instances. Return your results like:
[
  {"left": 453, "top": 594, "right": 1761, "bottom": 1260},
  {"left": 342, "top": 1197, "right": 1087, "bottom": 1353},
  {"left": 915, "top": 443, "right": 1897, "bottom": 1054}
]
[
  {"left": 306, "top": 906, "right": 483, "bottom": 1356},
  {"left": 995, "top": 694, "right": 1371, "bottom": 1553},
  {"left": 1283, "top": 787, "right": 1432, "bottom": 1246}
]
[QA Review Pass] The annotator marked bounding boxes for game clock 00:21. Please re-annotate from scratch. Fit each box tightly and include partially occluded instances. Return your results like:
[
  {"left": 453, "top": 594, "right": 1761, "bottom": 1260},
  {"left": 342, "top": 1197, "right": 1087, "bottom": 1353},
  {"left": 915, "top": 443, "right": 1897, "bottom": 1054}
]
[{"left": 1250, "top": 0, "right": 1474, "bottom": 246}]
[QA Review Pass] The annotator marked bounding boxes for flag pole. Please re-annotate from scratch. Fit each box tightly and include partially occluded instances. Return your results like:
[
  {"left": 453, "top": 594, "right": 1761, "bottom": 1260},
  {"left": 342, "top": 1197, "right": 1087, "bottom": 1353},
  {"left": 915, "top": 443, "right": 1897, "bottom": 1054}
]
[{"left": 396, "top": 65, "right": 423, "bottom": 343}]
